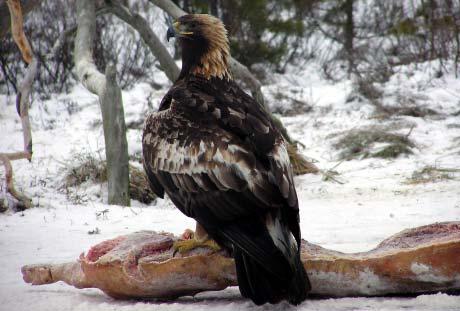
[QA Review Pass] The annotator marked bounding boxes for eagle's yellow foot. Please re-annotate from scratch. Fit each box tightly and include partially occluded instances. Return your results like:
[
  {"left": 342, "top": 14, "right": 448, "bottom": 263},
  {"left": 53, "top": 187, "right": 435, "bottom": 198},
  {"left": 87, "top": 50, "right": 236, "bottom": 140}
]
[
  {"left": 172, "top": 238, "right": 221, "bottom": 254},
  {"left": 173, "top": 223, "right": 220, "bottom": 254}
]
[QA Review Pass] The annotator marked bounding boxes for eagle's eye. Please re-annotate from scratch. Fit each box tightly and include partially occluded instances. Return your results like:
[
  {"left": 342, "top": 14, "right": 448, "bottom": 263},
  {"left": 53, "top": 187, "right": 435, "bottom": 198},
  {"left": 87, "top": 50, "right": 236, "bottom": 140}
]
[{"left": 189, "top": 22, "right": 197, "bottom": 28}]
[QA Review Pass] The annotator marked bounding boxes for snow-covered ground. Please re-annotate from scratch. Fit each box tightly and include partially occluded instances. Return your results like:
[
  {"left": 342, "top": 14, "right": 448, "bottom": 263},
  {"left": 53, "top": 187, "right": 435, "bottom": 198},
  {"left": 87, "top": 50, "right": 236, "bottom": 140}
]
[{"left": 1, "top": 60, "right": 460, "bottom": 310}]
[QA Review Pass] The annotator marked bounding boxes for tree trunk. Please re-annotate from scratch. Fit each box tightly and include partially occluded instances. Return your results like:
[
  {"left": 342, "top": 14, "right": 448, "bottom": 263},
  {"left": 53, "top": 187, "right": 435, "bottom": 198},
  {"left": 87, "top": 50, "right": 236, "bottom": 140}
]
[
  {"left": 343, "top": 0, "right": 354, "bottom": 77},
  {"left": 0, "top": 0, "right": 42, "bottom": 38},
  {"left": 74, "top": 0, "right": 130, "bottom": 206},
  {"left": 0, "top": 0, "right": 37, "bottom": 211},
  {"left": 102, "top": 65, "right": 130, "bottom": 205},
  {"left": 208, "top": 0, "right": 218, "bottom": 16}
]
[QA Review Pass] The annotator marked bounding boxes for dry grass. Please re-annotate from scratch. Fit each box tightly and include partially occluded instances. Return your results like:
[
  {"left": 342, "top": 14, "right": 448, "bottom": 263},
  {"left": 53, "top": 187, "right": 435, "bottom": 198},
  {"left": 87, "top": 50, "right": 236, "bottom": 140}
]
[
  {"left": 272, "top": 92, "right": 313, "bottom": 116},
  {"left": 372, "top": 106, "right": 439, "bottom": 120},
  {"left": 128, "top": 165, "right": 157, "bottom": 204},
  {"left": 65, "top": 154, "right": 107, "bottom": 187},
  {"left": 355, "top": 79, "right": 439, "bottom": 120},
  {"left": 332, "top": 127, "right": 415, "bottom": 160},
  {"left": 287, "top": 143, "right": 319, "bottom": 175},
  {"left": 64, "top": 155, "right": 156, "bottom": 204},
  {"left": 405, "top": 166, "right": 460, "bottom": 185}
]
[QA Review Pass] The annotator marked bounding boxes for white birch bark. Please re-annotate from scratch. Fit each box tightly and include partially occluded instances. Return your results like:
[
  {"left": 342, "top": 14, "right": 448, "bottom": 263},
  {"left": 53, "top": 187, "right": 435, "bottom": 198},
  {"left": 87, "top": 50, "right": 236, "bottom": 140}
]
[{"left": 74, "top": 0, "right": 130, "bottom": 206}]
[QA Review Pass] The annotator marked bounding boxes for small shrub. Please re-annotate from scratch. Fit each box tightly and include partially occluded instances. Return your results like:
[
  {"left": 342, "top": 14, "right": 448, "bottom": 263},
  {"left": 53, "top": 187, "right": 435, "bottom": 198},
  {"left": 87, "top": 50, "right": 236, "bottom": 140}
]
[
  {"left": 372, "top": 143, "right": 413, "bottom": 159},
  {"left": 64, "top": 154, "right": 107, "bottom": 187},
  {"left": 271, "top": 91, "right": 313, "bottom": 116},
  {"left": 63, "top": 155, "right": 156, "bottom": 204},
  {"left": 405, "top": 166, "right": 459, "bottom": 185},
  {"left": 332, "top": 127, "right": 415, "bottom": 160}
]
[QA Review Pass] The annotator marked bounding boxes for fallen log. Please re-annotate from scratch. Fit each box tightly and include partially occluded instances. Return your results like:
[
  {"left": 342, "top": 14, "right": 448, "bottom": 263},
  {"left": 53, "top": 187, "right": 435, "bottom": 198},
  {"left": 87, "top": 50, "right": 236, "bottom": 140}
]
[{"left": 22, "top": 222, "right": 460, "bottom": 300}]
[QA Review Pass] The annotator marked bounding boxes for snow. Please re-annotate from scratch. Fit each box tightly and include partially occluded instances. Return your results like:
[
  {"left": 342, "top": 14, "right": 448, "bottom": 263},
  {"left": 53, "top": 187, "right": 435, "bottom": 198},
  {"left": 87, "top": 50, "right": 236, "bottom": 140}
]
[{"left": 1, "top": 59, "right": 460, "bottom": 310}]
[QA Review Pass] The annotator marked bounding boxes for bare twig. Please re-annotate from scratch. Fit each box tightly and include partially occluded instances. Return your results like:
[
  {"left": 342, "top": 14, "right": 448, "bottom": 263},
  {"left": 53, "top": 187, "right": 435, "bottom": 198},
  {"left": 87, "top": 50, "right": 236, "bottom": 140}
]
[
  {"left": 46, "top": 7, "right": 109, "bottom": 62},
  {"left": 405, "top": 125, "right": 415, "bottom": 139},
  {"left": 105, "top": 1, "right": 179, "bottom": 82}
]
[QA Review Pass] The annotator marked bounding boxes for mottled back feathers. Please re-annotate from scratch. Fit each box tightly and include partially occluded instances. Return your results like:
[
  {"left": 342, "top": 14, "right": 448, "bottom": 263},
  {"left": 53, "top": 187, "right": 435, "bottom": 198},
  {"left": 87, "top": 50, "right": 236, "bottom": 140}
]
[{"left": 142, "top": 13, "right": 311, "bottom": 304}]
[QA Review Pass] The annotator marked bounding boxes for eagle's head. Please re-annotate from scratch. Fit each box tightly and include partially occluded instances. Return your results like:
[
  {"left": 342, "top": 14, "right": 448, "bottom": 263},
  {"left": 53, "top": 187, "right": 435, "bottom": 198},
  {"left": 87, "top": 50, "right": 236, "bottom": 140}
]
[{"left": 167, "top": 14, "right": 231, "bottom": 80}]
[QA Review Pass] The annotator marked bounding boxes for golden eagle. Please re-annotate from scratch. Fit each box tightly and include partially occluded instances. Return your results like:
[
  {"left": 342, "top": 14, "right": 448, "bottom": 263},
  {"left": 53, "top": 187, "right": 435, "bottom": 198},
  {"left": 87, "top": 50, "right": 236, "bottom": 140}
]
[{"left": 142, "top": 14, "right": 310, "bottom": 305}]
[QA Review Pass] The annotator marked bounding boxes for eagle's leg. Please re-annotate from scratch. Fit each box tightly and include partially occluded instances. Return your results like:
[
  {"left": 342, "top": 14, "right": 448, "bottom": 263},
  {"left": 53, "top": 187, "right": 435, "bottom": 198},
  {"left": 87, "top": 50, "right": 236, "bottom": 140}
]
[{"left": 173, "top": 222, "right": 220, "bottom": 254}]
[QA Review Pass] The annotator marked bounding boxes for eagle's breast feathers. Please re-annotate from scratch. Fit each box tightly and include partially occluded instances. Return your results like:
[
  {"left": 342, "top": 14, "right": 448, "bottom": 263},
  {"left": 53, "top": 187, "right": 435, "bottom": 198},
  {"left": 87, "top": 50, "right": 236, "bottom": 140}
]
[
  {"left": 143, "top": 14, "right": 310, "bottom": 304},
  {"left": 142, "top": 77, "right": 298, "bottom": 225}
]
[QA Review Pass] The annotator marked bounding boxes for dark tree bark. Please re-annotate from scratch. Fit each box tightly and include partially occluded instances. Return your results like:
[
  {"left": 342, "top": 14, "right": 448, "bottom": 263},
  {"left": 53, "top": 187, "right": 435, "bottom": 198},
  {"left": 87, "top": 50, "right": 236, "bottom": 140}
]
[{"left": 208, "top": 0, "right": 218, "bottom": 16}]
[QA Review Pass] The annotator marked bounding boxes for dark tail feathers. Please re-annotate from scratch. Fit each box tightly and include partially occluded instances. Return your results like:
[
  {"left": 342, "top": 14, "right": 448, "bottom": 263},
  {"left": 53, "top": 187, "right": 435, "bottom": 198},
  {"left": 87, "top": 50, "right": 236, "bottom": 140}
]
[
  {"left": 218, "top": 215, "right": 311, "bottom": 305},
  {"left": 234, "top": 246, "right": 310, "bottom": 305}
]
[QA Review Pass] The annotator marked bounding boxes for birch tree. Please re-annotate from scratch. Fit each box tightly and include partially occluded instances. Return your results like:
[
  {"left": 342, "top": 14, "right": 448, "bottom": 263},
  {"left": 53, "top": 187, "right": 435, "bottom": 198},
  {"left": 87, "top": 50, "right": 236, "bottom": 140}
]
[{"left": 74, "top": 0, "right": 130, "bottom": 206}]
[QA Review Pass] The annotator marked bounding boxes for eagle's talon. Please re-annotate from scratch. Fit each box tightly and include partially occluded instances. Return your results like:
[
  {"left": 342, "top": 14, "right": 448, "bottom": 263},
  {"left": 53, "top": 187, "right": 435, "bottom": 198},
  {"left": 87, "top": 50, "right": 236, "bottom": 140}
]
[
  {"left": 181, "top": 228, "right": 195, "bottom": 240},
  {"left": 172, "top": 238, "right": 221, "bottom": 255}
]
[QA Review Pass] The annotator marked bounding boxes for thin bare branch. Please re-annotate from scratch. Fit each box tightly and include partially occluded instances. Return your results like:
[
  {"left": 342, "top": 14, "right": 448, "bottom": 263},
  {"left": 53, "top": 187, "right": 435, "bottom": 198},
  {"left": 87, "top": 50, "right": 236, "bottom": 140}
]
[
  {"left": 106, "top": 1, "right": 180, "bottom": 82},
  {"left": 17, "top": 57, "right": 37, "bottom": 158},
  {"left": 148, "top": 0, "right": 186, "bottom": 19},
  {"left": 0, "top": 154, "right": 32, "bottom": 209}
]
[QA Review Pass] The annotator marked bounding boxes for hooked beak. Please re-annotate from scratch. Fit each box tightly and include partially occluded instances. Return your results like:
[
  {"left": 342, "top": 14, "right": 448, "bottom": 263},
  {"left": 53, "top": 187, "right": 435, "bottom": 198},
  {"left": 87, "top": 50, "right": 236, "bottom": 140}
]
[{"left": 167, "top": 21, "right": 193, "bottom": 42}]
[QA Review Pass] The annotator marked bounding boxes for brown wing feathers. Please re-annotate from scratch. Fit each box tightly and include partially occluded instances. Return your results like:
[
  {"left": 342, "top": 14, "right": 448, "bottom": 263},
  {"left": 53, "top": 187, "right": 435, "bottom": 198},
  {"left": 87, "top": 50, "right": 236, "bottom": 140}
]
[
  {"left": 142, "top": 72, "right": 309, "bottom": 306},
  {"left": 143, "top": 75, "right": 297, "bottom": 218},
  {"left": 143, "top": 14, "right": 310, "bottom": 304}
]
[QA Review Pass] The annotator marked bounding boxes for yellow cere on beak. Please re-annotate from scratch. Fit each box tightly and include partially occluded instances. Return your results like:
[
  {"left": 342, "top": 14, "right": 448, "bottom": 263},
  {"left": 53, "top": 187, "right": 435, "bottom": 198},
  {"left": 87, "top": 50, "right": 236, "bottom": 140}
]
[{"left": 175, "top": 21, "right": 194, "bottom": 36}]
